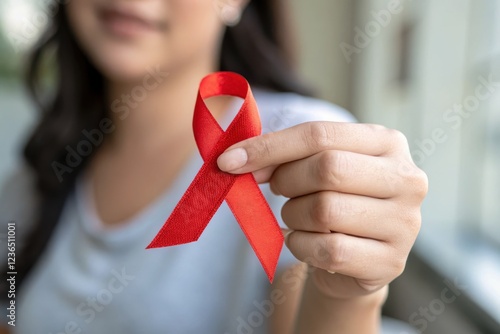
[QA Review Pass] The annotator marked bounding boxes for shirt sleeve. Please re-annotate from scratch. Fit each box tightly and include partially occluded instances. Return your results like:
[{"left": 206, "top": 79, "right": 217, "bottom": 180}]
[{"left": 257, "top": 90, "right": 357, "bottom": 135}]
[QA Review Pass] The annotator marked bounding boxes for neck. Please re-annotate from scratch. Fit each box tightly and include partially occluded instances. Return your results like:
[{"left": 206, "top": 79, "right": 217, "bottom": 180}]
[{"left": 105, "top": 60, "right": 219, "bottom": 152}]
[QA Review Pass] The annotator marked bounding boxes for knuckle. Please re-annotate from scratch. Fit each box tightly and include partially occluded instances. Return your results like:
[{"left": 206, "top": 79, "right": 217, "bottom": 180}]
[
  {"left": 307, "top": 122, "right": 333, "bottom": 150},
  {"left": 404, "top": 165, "right": 429, "bottom": 200},
  {"left": 366, "top": 123, "right": 387, "bottom": 133},
  {"left": 269, "top": 171, "right": 284, "bottom": 196},
  {"left": 393, "top": 256, "right": 408, "bottom": 278},
  {"left": 404, "top": 209, "right": 422, "bottom": 236},
  {"left": 394, "top": 206, "right": 422, "bottom": 239},
  {"left": 316, "top": 151, "right": 344, "bottom": 188},
  {"left": 323, "top": 233, "right": 350, "bottom": 269},
  {"left": 249, "top": 136, "right": 273, "bottom": 161},
  {"left": 415, "top": 168, "right": 429, "bottom": 198},
  {"left": 391, "top": 129, "right": 409, "bottom": 144},
  {"left": 387, "top": 129, "right": 409, "bottom": 150},
  {"left": 311, "top": 192, "right": 336, "bottom": 231},
  {"left": 280, "top": 199, "right": 292, "bottom": 226}
]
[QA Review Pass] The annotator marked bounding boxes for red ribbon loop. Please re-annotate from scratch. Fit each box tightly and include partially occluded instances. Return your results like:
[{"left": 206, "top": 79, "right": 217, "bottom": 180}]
[{"left": 147, "top": 72, "right": 284, "bottom": 282}]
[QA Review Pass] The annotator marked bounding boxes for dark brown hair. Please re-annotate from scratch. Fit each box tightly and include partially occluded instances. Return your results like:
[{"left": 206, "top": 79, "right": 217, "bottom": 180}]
[{"left": 5, "top": 0, "right": 310, "bottom": 296}]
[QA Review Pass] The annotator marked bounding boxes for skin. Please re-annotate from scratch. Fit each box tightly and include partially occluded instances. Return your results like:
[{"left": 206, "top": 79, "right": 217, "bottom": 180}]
[
  {"left": 218, "top": 122, "right": 427, "bottom": 332},
  {"left": 1, "top": 0, "right": 427, "bottom": 333}
]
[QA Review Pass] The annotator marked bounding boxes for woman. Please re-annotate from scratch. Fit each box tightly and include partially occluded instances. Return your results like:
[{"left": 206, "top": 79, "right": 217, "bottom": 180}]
[{"left": 0, "top": 0, "right": 427, "bottom": 333}]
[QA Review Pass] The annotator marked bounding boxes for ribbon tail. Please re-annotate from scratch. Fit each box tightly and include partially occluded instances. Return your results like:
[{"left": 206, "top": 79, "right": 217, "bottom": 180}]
[
  {"left": 226, "top": 174, "right": 284, "bottom": 282},
  {"left": 147, "top": 160, "right": 237, "bottom": 249}
]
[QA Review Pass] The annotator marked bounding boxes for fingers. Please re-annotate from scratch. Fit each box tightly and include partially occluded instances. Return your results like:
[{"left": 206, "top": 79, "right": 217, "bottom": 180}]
[
  {"left": 281, "top": 192, "right": 399, "bottom": 241},
  {"left": 252, "top": 165, "right": 279, "bottom": 184},
  {"left": 214, "top": 120, "right": 427, "bottom": 295},
  {"left": 270, "top": 150, "right": 401, "bottom": 199},
  {"left": 217, "top": 122, "right": 411, "bottom": 174},
  {"left": 286, "top": 231, "right": 406, "bottom": 282}
]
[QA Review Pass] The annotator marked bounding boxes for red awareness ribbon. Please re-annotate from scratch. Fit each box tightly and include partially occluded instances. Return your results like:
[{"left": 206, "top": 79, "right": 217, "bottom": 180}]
[{"left": 147, "top": 71, "right": 284, "bottom": 282}]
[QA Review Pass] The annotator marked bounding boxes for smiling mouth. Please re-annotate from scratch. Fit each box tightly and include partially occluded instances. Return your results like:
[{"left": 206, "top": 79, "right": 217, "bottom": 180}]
[{"left": 98, "top": 7, "right": 167, "bottom": 38}]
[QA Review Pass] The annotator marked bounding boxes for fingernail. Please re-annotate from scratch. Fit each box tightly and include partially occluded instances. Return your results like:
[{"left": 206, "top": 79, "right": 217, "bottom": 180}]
[
  {"left": 218, "top": 148, "right": 248, "bottom": 172},
  {"left": 327, "top": 270, "right": 336, "bottom": 274}
]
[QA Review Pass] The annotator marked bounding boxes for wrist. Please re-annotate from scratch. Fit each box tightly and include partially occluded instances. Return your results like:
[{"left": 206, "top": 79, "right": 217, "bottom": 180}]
[
  {"left": 310, "top": 274, "right": 388, "bottom": 310},
  {"left": 294, "top": 276, "right": 387, "bottom": 334}
]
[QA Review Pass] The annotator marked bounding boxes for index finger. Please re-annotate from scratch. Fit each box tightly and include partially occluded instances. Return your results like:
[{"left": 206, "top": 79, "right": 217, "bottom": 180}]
[{"left": 217, "top": 121, "right": 408, "bottom": 174}]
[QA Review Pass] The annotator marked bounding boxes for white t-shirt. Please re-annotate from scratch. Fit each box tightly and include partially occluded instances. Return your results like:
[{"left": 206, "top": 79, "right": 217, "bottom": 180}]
[{"left": 1, "top": 89, "right": 355, "bottom": 334}]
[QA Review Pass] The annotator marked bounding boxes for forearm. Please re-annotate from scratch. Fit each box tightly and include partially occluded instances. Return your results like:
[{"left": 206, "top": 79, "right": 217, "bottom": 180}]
[{"left": 293, "top": 276, "right": 387, "bottom": 334}]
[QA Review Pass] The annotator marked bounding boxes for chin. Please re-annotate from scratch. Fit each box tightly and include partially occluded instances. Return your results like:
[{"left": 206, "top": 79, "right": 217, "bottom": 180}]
[
  {"left": 99, "top": 61, "right": 151, "bottom": 85},
  {"left": 90, "top": 47, "right": 164, "bottom": 85}
]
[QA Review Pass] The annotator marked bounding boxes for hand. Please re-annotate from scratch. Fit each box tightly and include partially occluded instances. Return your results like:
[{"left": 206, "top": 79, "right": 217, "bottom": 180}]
[{"left": 217, "top": 122, "right": 428, "bottom": 300}]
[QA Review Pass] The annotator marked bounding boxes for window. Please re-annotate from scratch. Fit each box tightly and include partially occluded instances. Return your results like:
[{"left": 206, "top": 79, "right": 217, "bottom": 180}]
[{"left": 348, "top": 0, "right": 500, "bottom": 329}]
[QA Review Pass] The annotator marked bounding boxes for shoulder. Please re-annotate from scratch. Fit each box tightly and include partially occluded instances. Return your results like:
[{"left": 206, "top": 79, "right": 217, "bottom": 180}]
[{"left": 252, "top": 88, "right": 357, "bottom": 134}]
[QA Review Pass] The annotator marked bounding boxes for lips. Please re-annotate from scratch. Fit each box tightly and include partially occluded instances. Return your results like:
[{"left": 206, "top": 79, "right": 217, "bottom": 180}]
[{"left": 98, "top": 6, "right": 165, "bottom": 38}]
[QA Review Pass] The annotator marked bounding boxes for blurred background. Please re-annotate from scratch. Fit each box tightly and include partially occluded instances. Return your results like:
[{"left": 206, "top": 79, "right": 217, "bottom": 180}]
[{"left": 0, "top": 0, "right": 499, "bottom": 333}]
